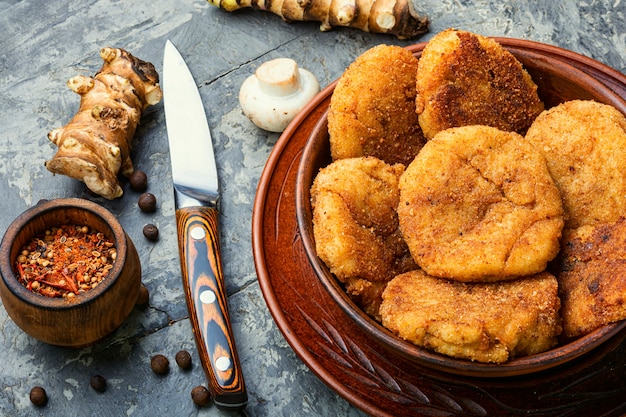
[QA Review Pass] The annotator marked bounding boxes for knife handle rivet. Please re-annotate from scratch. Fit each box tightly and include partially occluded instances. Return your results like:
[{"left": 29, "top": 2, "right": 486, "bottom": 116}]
[
  {"left": 200, "top": 289, "right": 216, "bottom": 304},
  {"left": 190, "top": 226, "right": 205, "bottom": 240},
  {"left": 215, "top": 356, "right": 232, "bottom": 372}
]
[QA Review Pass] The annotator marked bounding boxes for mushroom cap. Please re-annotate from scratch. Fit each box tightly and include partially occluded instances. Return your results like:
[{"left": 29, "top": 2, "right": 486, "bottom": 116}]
[{"left": 239, "top": 58, "right": 320, "bottom": 132}]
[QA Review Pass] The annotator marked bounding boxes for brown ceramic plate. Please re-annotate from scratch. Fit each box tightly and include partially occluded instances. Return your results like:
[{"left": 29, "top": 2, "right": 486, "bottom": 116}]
[{"left": 253, "top": 39, "right": 626, "bottom": 416}]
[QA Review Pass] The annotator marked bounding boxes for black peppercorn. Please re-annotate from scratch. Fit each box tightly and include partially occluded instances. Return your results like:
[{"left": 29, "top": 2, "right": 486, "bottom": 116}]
[
  {"left": 129, "top": 170, "right": 148, "bottom": 192},
  {"left": 138, "top": 193, "right": 157, "bottom": 213},
  {"left": 151, "top": 354, "right": 170, "bottom": 375},
  {"left": 175, "top": 350, "right": 192, "bottom": 370},
  {"left": 90, "top": 375, "right": 107, "bottom": 392},
  {"left": 29, "top": 386, "right": 47, "bottom": 407},
  {"left": 191, "top": 385, "right": 211, "bottom": 407},
  {"left": 142, "top": 224, "right": 159, "bottom": 241}
]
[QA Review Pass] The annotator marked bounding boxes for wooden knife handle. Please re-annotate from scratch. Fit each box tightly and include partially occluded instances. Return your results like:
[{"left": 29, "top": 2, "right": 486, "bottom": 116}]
[{"left": 176, "top": 206, "right": 248, "bottom": 411}]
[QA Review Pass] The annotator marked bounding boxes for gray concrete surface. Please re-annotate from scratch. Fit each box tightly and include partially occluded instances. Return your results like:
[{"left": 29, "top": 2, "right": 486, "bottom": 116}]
[{"left": 0, "top": 0, "right": 624, "bottom": 416}]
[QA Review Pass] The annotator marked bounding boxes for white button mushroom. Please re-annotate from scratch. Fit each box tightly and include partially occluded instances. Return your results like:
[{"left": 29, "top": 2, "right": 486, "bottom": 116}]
[{"left": 239, "top": 58, "right": 320, "bottom": 133}]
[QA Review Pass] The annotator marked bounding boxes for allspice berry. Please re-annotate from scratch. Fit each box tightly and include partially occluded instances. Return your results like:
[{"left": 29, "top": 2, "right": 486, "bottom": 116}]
[
  {"left": 191, "top": 385, "right": 211, "bottom": 407},
  {"left": 143, "top": 224, "right": 159, "bottom": 241},
  {"left": 90, "top": 375, "right": 107, "bottom": 392},
  {"left": 175, "top": 350, "right": 192, "bottom": 370},
  {"left": 29, "top": 386, "right": 48, "bottom": 407},
  {"left": 151, "top": 354, "right": 170, "bottom": 375},
  {"left": 129, "top": 170, "right": 148, "bottom": 192},
  {"left": 138, "top": 193, "right": 157, "bottom": 213}
]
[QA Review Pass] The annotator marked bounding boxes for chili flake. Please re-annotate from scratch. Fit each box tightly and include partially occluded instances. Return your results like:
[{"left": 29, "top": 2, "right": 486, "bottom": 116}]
[{"left": 14, "top": 224, "right": 116, "bottom": 299}]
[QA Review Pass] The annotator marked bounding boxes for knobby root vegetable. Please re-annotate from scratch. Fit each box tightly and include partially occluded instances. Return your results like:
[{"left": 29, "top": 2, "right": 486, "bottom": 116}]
[
  {"left": 207, "top": 0, "right": 429, "bottom": 39},
  {"left": 45, "top": 47, "right": 162, "bottom": 199}
]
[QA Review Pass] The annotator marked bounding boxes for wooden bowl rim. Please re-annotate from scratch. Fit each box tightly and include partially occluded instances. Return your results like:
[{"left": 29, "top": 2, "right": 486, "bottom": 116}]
[{"left": 0, "top": 198, "right": 128, "bottom": 310}]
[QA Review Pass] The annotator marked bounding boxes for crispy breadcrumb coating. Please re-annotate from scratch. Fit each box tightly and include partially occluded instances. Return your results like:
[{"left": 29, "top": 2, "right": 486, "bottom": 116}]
[
  {"left": 380, "top": 270, "right": 562, "bottom": 363},
  {"left": 328, "top": 44, "right": 427, "bottom": 166},
  {"left": 415, "top": 29, "right": 544, "bottom": 139},
  {"left": 525, "top": 100, "right": 626, "bottom": 229},
  {"left": 397, "top": 125, "right": 564, "bottom": 281},
  {"left": 557, "top": 218, "right": 626, "bottom": 338},
  {"left": 311, "top": 156, "right": 417, "bottom": 319}
]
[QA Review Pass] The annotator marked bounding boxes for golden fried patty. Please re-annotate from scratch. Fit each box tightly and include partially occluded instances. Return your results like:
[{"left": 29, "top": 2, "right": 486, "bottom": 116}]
[
  {"left": 415, "top": 29, "right": 544, "bottom": 139},
  {"left": 557, "top": 218, "right": 626, "bottom": 338},
  {"left": 397, "top": 125, "right": 564, "bottom": 281},
  {"left": 311, "top": 156, "right": 417, "bottom": 319},
  {"left": 342, "top": 278, "right": 389, "bottom": 320},
  {"left": 328, "top": 44, "right": 427, "bottom": 166},
  {"left": 380, "top": 270, "right": 562, "bottom": 363},
  {"left": 525, "top": 100, "right": 626, "bottom": 229}
]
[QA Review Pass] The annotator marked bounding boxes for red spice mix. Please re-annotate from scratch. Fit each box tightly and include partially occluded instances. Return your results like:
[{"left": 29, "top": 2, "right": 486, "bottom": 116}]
[{"left": 14, "top": 224, "right": 116, "bottom": 299}]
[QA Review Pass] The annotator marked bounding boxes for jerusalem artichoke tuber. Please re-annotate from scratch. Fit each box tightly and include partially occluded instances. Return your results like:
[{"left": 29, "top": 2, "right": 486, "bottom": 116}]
[
  {"left": 45, "top": 47, "right": 162, "bottom": 199},
  {"left": 207, "top": 0, "right": 429, "bottom": 39}
]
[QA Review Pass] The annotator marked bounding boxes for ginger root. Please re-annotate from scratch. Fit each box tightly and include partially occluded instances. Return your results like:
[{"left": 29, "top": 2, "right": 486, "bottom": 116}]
[
  {"left": 207, "top": 0, "right": 429, "bottom": 39},
  {"left": 45, "top": 47, "right": 162, "bottom": 199}
]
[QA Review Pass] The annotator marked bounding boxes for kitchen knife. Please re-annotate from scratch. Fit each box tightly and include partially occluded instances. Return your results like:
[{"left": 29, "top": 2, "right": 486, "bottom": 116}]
[{"left": 162, "top": 39, "right": 247, "bottom": 411}]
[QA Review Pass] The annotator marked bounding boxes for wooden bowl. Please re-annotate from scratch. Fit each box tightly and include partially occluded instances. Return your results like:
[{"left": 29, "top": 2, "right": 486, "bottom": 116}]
[
  {"left": 295, "top": 41, "right": 626, "bottom": 377},
  {"left": 0, "top": 198, "right": 142, "bottom": 347}
]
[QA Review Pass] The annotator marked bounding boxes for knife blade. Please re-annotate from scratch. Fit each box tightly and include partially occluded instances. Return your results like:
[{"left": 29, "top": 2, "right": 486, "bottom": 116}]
[{"left": 162, "top": 39, "right": 247, "bottom": 411}]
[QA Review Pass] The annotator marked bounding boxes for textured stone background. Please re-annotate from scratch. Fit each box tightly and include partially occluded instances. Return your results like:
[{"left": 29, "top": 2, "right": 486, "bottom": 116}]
[{"left": 0, "top": 0, "right": 624, "bottom": 416}]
